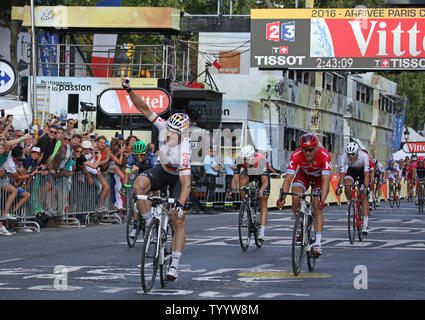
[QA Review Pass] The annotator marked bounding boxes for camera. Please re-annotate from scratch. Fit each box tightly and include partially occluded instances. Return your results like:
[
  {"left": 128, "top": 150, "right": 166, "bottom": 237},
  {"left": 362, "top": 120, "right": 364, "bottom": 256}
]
[
  {"left": 80, "top": 102, "right": 96, "bottom": 112},
  {"left": 0, "top": 109, "right": 4, "bottom": 118}
]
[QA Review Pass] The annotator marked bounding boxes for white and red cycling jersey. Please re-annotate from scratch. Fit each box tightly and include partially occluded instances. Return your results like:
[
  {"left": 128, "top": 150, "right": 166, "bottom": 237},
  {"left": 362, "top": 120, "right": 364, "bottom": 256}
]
[
  {"left": 235, "top": 153, "right": 268, "bottom": 176},
  {"left": 286, "top": 147, "right": 332, "bottom": 177},
  {"left": 148, "top": 112, "right": 191, "bottom": 176}
]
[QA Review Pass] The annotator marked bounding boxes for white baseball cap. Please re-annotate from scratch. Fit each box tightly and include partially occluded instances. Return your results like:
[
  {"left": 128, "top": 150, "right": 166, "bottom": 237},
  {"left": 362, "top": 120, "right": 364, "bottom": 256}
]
[{"left": 31, "top": 147, "right": 41, "bottom": 153}]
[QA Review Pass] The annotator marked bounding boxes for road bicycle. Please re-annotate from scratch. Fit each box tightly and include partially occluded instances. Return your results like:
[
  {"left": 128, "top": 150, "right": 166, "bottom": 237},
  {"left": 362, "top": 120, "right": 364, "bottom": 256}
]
[
  {"left": 137, "top": 193, "right": 175, "bottom": 293},
  {"left": 388, "top": 178, "right": 401, "bottom": 208},
  {"left": 234, "top": 182, "right": 262, "bottom": 252},
  {"left": 338, "top": 180, "right": 366, "bottom": 244},
  {"left": 417, "top": 179, "right": 425, "bottom": 215},
  {"left": 279, "top": 186, "right": 320, "bottom": 276}
]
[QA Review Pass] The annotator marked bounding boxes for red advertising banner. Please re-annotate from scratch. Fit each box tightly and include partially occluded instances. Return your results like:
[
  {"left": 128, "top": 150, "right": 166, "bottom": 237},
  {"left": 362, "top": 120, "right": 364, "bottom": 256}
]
[
  {"left": 98, "top": 88, "right": 171, "bottom": 115},
  {"left": 251, "top": 8, "right": 425, "bottom": 70},
  {"left": 406, "top": 142, "right": 425, "bottom": 153},
  {"left": 324, "top": 19, "right": 425, "bottom": 58}
]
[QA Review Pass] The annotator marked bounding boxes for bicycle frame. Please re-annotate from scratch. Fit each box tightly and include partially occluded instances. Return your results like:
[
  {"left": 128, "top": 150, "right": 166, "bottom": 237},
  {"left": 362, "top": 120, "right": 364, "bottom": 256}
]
[
  {"left": 351, "top": 181, "right": 362, "bottom": 229},
  {"left": 136, "top": 194, "right": 175, "bottom": 261},
  {"left": 280, "top": 188, "right": 319, "bottom": 251}
]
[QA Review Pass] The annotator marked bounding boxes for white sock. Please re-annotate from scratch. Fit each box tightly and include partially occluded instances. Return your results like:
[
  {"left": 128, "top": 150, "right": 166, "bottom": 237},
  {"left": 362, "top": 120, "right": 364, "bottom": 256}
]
[
  {"left": 171, "top": 251, "right": 182, "bottom": 269},
  {"left": 260, "top": 225, "right": 265, "bottom": 234},
  {"left": 142, "top": 212, "right": 152, "bottom": 226},
  {"left": 364, "top": 216, "right": 369, "bottom": 228},
  {"left": 315, "top": 232, "right": 322, "bottom": 245}
]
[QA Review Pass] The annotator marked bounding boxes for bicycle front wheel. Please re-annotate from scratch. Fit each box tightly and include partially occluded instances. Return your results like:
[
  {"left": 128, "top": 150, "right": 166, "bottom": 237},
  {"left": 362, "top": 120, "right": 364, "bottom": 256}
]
[
  {"left": 389, "top": 185, "right": 395, "bottom": 208},
  {"left": 126, "top": 210, "right": 139, "bottom": 248},
  {"left": 238, "top": 202, "right": 251, "bottom": 252},
  {"left": 419, "top": 186, "right": 424, "bottom": 215},
  {"left": 357, "top": 202, "right": 364, "bottom": 242},
  {"left": 252, "top": 206, "right": 263, "bottom": 249},
  {"left": 291, "top": 212, "right": 305, "bottom": 276},
  {"left": 306, "top": 215, "right": 317, "bottom": 272},
  {"left": 140, "top": 219, "right": 160, "bottom": 293},
  {"left": 160, "top": 220, "right": 174, "bottom": 288},
  {"left": 347, "top": 200, "right": 356, "bottom": 244},
  {"left": 396, "top": 188, "right": 401, "bottom": 208}
]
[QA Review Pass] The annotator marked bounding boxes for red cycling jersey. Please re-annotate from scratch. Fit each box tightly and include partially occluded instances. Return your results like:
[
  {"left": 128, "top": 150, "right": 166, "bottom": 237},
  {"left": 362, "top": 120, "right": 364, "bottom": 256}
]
[
  {"left": 407, "top": 165, "right": 414, "bottom": 179},
  {"left": 286, "top": 147, "right": 332, "bottom": 177}
]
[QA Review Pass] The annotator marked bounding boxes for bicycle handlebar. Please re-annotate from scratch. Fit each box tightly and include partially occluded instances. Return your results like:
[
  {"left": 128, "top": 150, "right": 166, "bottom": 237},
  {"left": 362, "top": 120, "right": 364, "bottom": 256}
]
[{"left": 135, "top": 194, "right": 176, "bottom": 204}]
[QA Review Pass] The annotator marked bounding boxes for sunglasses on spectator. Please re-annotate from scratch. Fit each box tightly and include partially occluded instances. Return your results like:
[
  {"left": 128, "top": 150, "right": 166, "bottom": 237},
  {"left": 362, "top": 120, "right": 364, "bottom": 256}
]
[
  {"left": 63, "top": 137, "right": 71, "bottom": 141},
  {"left": 76, "top": 149, "right": 82, "bottom": 153},
  {"left": 50, "top": 130, "right": 57, "bottom": 134}
]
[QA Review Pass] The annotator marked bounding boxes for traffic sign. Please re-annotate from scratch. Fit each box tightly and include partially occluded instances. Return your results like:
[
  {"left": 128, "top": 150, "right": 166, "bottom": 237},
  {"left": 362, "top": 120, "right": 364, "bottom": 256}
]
[{"left": 0, "top": 59, "right": 17, "bottom": 96}]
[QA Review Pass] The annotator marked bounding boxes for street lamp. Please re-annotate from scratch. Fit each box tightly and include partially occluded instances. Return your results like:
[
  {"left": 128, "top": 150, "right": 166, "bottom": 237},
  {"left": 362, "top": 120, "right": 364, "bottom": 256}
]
[{"left": 404, "top": 127, "right": 410, "bottom": 143}]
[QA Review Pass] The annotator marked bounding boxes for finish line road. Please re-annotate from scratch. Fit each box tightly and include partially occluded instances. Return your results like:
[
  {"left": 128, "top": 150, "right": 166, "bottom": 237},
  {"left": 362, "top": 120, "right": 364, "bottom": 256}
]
[{"left": 0, "top": 200, "right": 424, "bottom": 300}]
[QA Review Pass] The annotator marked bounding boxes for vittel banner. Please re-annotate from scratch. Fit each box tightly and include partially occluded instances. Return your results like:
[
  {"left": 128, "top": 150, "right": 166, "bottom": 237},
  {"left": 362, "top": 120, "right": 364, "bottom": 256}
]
[{"left": 251, "top": 8, "right": 425, "bottom": 70}]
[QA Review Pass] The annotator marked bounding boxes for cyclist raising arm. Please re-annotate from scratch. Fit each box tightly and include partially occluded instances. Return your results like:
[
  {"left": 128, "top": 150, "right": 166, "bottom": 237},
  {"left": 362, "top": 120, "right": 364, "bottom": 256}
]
[
  {"left": 122, "top": 77, "right": 191, "bottom": 281},
  {"left": 337, "top": 142, "right": 370, "bottom": 234},
  {"left": 277, "top": 133, "right": 331, "bottom": 257}
]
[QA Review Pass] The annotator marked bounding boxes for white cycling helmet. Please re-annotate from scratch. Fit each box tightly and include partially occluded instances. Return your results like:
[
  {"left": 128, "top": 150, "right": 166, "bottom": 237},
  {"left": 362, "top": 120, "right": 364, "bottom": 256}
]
[
  {"left": 166, "top": 113, "right": 190, "bottom": 133},
  {"left": 345, "top": 142, "right": 359, "bottom": 155},
  {"left": 240, "top": 145, "right": 255, "bottom": 159}
]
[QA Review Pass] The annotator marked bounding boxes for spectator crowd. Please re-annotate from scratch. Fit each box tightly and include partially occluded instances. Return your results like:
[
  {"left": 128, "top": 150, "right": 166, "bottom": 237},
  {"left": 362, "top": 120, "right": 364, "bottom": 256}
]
[{"left": 0, "top": 114, "right": 159, "bottom": 236}]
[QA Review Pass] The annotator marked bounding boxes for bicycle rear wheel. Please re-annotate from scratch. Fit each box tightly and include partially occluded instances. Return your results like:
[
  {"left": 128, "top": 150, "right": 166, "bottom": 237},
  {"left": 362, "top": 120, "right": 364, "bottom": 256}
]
[
  {"left": 238, "top": 202, "right": 251, "bottom": 251},
  {"left": 140, "top": 219, "right": 160, "bottom": 293},
  {"left": 160, "top": 220, "right": 174, "bottom": 287},
  {"left": 347, "top": 200, "right": 356, "bottom": 244},
  {"left": 291, "top": 212, "right": 305, "bottom": 276},
  {"left": 306, "top": 215, "right": 317, "bottom": 272}
]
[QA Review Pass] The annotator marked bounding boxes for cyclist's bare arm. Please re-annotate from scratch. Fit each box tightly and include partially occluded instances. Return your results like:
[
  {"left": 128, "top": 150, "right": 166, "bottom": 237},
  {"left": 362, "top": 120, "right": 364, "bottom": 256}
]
[
  {"left": 279, "top": 172, "right": 295, "bottom": 204},
  {"left": 231, "top": 173, "right": 240, "bottom": 192},
  {"left": 338, "top": 172, "right": 346, "bottom": 186},
  {"left": 179, "top": 174, "right": 191, "bottom": 207},
  {"left": 121, "top": 77, "right": 153, "bottom": 119},
  {"left": 123, "top": 170, "right": 131, "bottom": 186},
  {"left": 260, "top": 175, "right": 268, "bottom": 194},
  {"left": 364, "top": 172, "right": 370, "bottom": 190},
  {"left": 321, "top": 174, "right": 330, "bottom": 203}
]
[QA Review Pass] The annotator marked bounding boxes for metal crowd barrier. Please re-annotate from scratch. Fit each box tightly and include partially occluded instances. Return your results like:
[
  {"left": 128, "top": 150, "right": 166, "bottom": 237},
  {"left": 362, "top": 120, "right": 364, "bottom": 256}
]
[
  {"left": 0, "top": 171, "right": 123, "bottom": 233},
  {"left": 190, "top": 174, "right": 242, "bottom": 212},
  {"left": 0, "top": 173, "right": 40, "bottom": 232},
  {"left": 0, "top": 169, "right": 245, "bottom": 235}
]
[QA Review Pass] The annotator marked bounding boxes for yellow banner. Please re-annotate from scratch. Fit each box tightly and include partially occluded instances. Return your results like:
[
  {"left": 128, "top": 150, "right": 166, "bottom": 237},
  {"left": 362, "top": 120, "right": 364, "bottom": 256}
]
[
  {"left": 251, "top": 8, "right": 425, "bottom": 19},
  {"left": 13, "top": 6, "right": 181, "bottom": 30}
]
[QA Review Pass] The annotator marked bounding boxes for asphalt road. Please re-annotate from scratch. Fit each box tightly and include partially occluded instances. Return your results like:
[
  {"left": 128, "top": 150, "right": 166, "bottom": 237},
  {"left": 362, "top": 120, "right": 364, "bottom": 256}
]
[{"left": 1, "top": 199, "right": 425, "bottom": 304}]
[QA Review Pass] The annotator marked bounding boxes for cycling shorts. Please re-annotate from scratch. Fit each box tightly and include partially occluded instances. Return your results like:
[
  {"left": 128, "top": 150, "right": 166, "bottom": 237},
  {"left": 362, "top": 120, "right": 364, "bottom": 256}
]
[
  {"left": 240, "top": 169, "right": 270, "bottom": 196},
  {"left": 344, "top": 167, "right": 365, "bottom": 186},
  {"left": 292, "top": 168, "right": 322, "bottom": 192},
  {"left": 140, "top": 165, "right": 182, "bottom": 200}
]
